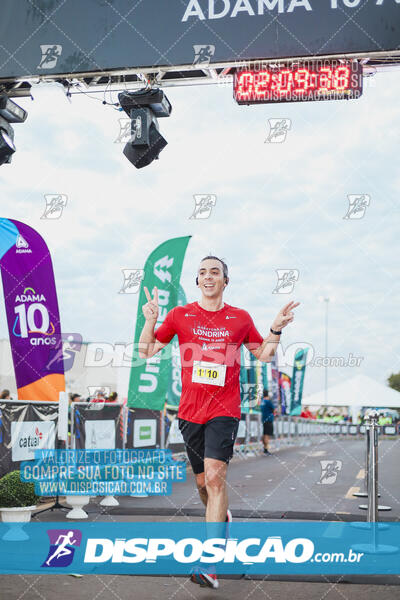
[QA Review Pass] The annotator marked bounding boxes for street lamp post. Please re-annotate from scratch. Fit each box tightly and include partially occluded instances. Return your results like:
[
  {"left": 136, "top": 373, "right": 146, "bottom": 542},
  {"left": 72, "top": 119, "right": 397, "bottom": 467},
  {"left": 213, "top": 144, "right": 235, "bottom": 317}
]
[{"left": 324, "top": 297, "right": 329, "bottom": 406}]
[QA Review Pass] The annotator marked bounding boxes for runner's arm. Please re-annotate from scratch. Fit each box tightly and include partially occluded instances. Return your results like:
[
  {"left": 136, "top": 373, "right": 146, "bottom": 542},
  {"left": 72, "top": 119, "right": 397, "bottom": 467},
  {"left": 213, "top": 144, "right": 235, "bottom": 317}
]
[
  {"left": 138, "top": 320, "right": 168, "bottom": 359},
  {"left": 245, "top": 331, "right": 280, "bottom": 362},
  {"left": 138, "top": 287, "right": 176, "bottom": 359},
  {"left": 246, "top": 300, "right": 300, "bottom": 361}
]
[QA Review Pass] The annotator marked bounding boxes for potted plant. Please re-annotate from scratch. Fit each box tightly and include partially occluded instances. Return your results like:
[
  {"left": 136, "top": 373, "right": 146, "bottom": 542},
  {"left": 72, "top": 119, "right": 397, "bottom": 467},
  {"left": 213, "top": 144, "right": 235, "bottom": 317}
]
[
  {"left": 0, "top": 470, "right": 39, "bottom": 541},
  {"left": 0, "top": 470, "right": 39, "bottom": 523}
]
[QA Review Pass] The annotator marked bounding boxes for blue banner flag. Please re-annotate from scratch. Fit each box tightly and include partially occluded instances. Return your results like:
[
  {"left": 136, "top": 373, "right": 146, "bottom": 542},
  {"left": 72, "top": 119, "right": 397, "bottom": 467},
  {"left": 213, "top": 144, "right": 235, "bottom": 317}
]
[{"left": 0, "top": 522, "right": 398, "bottom": 575}]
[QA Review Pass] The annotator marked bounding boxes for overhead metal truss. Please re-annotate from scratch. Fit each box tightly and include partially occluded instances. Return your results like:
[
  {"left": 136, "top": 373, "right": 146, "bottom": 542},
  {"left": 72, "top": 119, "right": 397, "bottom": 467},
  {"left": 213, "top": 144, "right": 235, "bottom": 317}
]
[{"left": 1, "top": 51, "right": 399, "bottom": 99}]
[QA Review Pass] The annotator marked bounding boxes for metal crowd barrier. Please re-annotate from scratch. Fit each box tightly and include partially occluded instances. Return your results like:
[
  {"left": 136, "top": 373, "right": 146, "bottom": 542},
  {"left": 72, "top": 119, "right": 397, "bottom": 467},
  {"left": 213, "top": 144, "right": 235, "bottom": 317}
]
[
  {"left": 0, "top": 399, "right": 59, "bottom": 477},
  {"left": 232, "top": 414, "right": 399, "bottom": 458},
  {"left": 2, "top": 401, "right": 398, "bottom": 475}
]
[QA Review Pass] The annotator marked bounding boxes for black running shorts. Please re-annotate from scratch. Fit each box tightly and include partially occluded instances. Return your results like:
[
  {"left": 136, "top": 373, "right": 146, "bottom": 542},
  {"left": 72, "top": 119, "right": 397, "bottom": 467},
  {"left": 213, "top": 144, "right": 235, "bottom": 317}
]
[
  {"left": 178, "top": 416, "right": 240, "bottom": 474},
  {"left": 263, "top": 421, "right": 274, "bottom": 436}
]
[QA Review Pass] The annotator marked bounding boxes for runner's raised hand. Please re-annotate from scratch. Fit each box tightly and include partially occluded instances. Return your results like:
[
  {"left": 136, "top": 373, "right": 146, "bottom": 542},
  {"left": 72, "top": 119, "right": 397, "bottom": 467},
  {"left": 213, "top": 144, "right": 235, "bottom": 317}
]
[
  {"left": 271, "top": 300, "right": 300, "bottom": 331},
  {"left": 142, "top": 286, "right": 159, "bottom": 324}
]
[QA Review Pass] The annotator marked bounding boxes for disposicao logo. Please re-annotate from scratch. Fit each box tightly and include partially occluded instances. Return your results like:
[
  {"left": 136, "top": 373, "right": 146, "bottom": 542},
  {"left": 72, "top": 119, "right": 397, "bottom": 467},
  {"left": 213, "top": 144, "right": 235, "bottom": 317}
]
[
  {"left": 83, "top": 536, "right": 315, "bottom": 564},
  {"left": 42, "top": 529, "right": 82, "bottom": 567}
]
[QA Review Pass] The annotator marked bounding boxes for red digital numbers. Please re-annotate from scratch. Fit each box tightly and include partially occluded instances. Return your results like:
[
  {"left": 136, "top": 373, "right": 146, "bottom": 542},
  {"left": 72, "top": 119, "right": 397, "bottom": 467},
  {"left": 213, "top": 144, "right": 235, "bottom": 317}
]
[{"left": 234, "top": 62, "right": 362, "bottom": 104}]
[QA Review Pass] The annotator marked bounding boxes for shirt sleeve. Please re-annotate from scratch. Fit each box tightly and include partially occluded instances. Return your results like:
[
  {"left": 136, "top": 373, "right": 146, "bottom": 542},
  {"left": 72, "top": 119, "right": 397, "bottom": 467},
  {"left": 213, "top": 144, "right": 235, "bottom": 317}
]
[
  {"left": 154, "top": 307, "right": 177, "bottom": 344},
  {"left": 243, "top": 312, "right": 264, "bottom": 347}
]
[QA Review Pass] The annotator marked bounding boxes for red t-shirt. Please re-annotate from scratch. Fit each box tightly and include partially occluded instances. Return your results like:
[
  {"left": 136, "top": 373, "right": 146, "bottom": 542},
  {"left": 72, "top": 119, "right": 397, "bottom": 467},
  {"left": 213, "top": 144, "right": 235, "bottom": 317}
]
[{"left": 155, "top": 301, "right": 263, "bottom": 424}]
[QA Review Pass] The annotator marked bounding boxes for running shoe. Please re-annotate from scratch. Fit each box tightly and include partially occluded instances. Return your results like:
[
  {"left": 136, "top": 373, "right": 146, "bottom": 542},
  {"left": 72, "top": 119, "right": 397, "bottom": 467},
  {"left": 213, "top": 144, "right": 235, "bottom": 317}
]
[
  {"left": 190, "top": 513, "right": 230, "bottom": 588},
  {"left": 190, "top": 566, "right": 219, "bottom": 589}
]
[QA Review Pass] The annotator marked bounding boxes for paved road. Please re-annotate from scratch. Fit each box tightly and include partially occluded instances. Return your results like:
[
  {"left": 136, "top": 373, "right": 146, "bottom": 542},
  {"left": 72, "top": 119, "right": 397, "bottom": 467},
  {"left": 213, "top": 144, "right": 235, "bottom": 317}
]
[{"left": 33, "top": 436, "right": 395, "bottom": 522}]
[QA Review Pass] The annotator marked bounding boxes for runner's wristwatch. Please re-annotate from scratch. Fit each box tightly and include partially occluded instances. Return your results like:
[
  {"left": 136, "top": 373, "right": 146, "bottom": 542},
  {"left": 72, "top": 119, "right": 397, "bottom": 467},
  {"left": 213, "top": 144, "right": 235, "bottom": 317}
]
[{"left": 270, "top": 327, "right": 282, "bottom": 335}]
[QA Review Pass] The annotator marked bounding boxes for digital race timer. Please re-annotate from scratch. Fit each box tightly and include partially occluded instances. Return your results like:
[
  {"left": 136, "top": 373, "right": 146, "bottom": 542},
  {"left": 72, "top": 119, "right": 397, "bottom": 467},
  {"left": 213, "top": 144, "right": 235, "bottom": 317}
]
[{"left": 233, "top": 60, "right": 363, "bottom": 105}]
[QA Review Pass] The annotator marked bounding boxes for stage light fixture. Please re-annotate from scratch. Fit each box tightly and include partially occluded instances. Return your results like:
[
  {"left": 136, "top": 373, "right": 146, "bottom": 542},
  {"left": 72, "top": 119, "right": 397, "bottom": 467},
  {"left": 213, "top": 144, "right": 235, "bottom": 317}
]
[
  {"left": 118, "top": 88, "right": 172, "bottom": 169},
  {"left": 0, "top": 116, "right": 16, "bottom": 165},
  {"left": 0, "top": 95, "right": 27, "bottom": 123},
  {"left": 0, "top": 94, "right": 27, "bottom": 166}
]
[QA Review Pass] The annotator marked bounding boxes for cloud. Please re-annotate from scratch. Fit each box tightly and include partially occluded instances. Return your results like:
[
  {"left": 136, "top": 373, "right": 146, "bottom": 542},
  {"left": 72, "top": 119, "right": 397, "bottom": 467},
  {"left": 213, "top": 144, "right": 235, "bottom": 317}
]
[{"left": 0, "top": 73, "right": 399, "bottom": 394}]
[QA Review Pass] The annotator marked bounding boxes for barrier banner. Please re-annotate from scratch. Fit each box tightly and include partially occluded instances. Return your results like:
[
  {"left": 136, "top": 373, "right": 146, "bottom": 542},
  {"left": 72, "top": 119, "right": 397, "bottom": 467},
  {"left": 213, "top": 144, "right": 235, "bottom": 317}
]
[
  {"left": 290, "top": 348, "right": 309, "bottom": 415},
  {"left": 0, "top": 219, "right": 65, "bottom": 402},
  {"left": 166, "top": 285, "right": 187, "bottom": 410},
  {"left": 0, "top": 400, "right": 58, "bottom": 477},
  {"left": 279, "top": 372, "right": 292, "bottom": 415},
  {"left": 235, "top": 416, "right": 247, "bottom": 444},
  {"left": 72, "top": 403, "right": 123, "bottom": 450},
  {"left": 383, "top": 425, "right": 397, "bottom": 436},
  {"left": 125, "top": 408, "right": 160, "bottom": 450},
  {"left": 128, "top": 236, "right": 191, "bottom": 410},
  {"left": 165, "top": 410, "right": 185, "bottom": 453},
  {"left": 249, "top": 413, "right": 260, "bottom": 442}
]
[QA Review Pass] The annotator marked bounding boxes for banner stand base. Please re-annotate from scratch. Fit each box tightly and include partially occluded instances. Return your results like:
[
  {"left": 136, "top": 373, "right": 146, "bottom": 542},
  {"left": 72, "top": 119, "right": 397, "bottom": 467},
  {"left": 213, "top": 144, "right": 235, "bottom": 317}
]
[{"left": 32, "top": 500, "right": 69, "bottom": 517}]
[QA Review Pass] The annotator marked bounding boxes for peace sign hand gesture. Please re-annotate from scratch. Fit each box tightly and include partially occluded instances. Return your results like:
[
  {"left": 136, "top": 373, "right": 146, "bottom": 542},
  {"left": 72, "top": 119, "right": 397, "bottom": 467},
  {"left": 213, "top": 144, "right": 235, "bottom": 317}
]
[
  {"left": 142, "top": 286, "right": 159, "bottom": 324},
  {"left": 271, "top": 300, "right": 300, "bottom": 332}
]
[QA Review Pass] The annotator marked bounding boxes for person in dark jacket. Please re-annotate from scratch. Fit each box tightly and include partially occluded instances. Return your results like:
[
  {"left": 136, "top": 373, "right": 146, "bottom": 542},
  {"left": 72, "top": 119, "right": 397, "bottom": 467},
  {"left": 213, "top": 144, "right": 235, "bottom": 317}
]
[{"left": 261, "top": 389, "right": 275, "bottom": 455}]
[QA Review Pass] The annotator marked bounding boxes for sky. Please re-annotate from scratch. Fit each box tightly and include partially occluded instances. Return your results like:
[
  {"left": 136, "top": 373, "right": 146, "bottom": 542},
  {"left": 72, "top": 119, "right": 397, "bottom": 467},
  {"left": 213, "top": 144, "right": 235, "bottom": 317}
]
[{"left": 0, "top": 69, "right": 399, "bottom": 398}]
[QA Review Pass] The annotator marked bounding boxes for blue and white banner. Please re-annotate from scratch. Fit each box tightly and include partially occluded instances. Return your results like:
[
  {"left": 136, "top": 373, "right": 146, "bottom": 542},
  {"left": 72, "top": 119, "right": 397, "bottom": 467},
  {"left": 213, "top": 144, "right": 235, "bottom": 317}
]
[{"left": 0, "top": 522, "right": 398, "bottom": 574}]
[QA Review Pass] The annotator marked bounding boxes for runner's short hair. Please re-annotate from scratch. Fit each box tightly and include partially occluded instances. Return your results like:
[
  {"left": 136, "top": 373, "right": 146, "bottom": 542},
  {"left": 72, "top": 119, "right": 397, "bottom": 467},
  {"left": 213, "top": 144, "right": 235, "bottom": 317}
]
[{"left": 199, "top": 255, "right": 229, "bottom": 282}]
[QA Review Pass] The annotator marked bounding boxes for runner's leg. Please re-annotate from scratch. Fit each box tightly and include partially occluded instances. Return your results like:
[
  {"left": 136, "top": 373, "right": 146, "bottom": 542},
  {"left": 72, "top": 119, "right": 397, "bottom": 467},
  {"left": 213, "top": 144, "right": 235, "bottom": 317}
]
[
  {"left": 204, "top": 457, "right": 228, "bottom": 522},
  {"left": 178, "top": 418, "right": 207, "bottom": 505},
  {"left": 203, "top": 416, "right": 239, "bottom": 522},
  {"left": 183, "top": 416, "right": 236, "bottom": 589},
  {"left": 263, "top": 421, "right": 274, "bottom": 454},
  {"left": 194, "top": 472, "right": 208, "bottom": 507}
]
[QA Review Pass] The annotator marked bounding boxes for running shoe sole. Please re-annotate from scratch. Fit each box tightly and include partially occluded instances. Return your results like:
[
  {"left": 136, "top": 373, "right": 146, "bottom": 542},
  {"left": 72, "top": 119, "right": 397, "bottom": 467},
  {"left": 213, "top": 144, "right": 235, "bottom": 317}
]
[{"left": 190, "top": 569, "right": 219, "bottom": 589}]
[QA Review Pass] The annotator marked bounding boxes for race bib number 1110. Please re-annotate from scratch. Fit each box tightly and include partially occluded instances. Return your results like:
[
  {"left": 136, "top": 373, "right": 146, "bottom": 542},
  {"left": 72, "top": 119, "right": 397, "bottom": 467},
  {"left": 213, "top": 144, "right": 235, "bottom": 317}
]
[{"left": 192, "top": 361, "right": 226, "bottom": 387}]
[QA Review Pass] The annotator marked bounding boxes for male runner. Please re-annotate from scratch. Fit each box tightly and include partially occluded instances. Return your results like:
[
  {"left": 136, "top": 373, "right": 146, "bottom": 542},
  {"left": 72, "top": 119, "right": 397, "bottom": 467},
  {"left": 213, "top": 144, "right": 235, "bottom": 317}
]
[
  {"left": 261, "top": 389, "right": 275, "bottom": 455},
  {"left": 139, "top": 255, "right": 299, "bottom": 588}
]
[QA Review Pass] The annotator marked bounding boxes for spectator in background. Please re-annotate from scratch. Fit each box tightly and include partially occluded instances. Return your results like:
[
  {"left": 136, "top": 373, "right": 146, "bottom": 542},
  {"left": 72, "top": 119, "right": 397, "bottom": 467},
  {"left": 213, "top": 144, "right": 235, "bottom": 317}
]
[
  {"left": 107, "top": 392, "right": 118, "bottom": 403},
  {"left": 0, "top": 389, "right": 11, "bottom": 399},
  {"left": 261, "top": 389, "right": 275, "bottom": 456},
  {"left": 300, "top": 405, "right": 313, "bottom": 419},
  {"left": 68, "top": 393, "right": 81, "bottom": 404},
  {"left": 378, "top": 413, "right": 392, "bottom": 425},
  {"left": 90, "top": 389, "right": 107, "bottom": 403},
  {"left": 68, "top": 394, "right": 81, "bottom": 444}
]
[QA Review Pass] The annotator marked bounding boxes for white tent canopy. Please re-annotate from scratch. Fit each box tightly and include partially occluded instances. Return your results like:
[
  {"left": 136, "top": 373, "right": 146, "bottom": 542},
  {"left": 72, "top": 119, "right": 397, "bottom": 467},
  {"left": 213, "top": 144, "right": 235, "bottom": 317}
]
[{"left": 304, "top": 374, "right": 400, "bottom": 409}]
